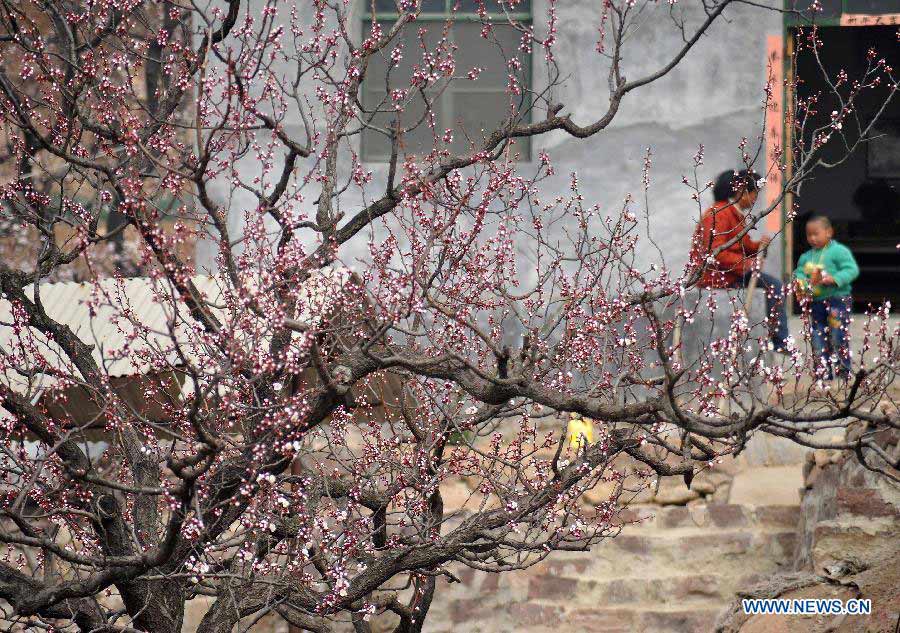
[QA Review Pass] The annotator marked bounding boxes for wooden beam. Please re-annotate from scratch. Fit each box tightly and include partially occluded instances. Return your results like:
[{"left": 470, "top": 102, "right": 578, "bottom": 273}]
[{"left": 783, "top": 29, "right": 796, "bottom": 287}]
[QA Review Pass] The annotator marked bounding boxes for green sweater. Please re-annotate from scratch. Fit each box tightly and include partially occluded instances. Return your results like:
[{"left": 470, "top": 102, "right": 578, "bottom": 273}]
[{"left": 794, "top": 240, "right": 859, "bottom": 300}]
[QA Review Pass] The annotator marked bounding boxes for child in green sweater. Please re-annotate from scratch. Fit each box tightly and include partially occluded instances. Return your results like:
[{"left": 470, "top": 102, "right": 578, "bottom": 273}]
[{"left": 794, "top": 216, "right": 860, "bottom": 380}]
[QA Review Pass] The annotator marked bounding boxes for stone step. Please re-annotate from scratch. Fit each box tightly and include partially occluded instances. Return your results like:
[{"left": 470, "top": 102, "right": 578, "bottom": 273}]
[
  {"left": 541, "top": 529, "right": 797, "bottom": 577},
  {"left": 556, "top": 605, "right": 724, "bottom": 633},
  {"left": 613, "top": 503, "right": 801, "bottom": 532},
  {"left": 442, "top": 602, "right": 726, "bottom": 633},
  {"left": 610, "top": 530, "right": 797, "bottom": 575},
  {"left": 527, "top": 572, "right": 765, "bottom": 609}
]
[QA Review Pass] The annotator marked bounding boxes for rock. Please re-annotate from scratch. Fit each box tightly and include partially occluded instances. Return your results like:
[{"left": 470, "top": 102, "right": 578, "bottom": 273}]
[
  {"left": 878, "top": 400, "right": 898, "bottom": 418},
  {"left": 660, "top": 504, "right": 709, "bottom": 528},
  {"left": 835, "top": 487, "right": 898, "bottom": 518},
  {"left": 707, "top": 504, "right": 751, "bottom": 528},
  {"left": 370, "top": 611, "right": 401, "bottom": 633},
  {"left": 710, "top": 470, "right": 735, "bottom": 484},
  {"left": 653, "top": 485, "right": 699, "bottom": 506},
  {"left": 823, "top": 557, "right": 867, "bottom": 579},
  {"left": 845, "top": 420, "right": 868, "bottom": 444},
  {"left": 712, "top": 484, "right": 731, "bottom": 504},
  {"left": 813, "top": 449, "right": 832, "bottom": 469},
  {"left": 690, "top": 480, "right": 717, "bottom": 496},
  {"left": 624, "top": 484, "right": 656, "bottom": 505},
  {"left": 802, "top": 452, "right": 816, "bottom": 488}
]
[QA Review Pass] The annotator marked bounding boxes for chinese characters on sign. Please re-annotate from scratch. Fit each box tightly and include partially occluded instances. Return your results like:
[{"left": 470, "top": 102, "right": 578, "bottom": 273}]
[{"left": 840, "top": 13, "right": 900, "bottom": 26}]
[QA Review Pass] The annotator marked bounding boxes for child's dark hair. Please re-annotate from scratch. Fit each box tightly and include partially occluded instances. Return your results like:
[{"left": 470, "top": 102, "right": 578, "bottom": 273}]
[
  {"left": 806, "top": 214, "right": 832, "bottom": 230},
  {"left": 713, "top": 169, "right": 761, "bottom": 201}
]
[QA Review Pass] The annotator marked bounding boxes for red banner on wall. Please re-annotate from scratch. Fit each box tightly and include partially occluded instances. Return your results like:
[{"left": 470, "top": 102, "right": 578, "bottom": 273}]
[{"left": 764, "top": 34, "right": 785, "bottom": 234}]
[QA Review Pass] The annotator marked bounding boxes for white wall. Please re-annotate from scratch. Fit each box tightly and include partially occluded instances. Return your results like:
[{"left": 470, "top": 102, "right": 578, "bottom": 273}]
[{"left": 196, "top": 0, "right": 784, "bottom": 279}]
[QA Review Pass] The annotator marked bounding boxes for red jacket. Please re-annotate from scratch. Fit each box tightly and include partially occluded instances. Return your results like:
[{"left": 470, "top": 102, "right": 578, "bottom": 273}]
[{"left": 689, "top": 201, "right": 761, "bottom": 288}]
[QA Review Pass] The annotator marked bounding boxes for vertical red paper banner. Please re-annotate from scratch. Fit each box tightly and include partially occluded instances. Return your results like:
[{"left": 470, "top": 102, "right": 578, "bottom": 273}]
[{"left": 765, "top": 34, "right": 785, "bottom": 234}]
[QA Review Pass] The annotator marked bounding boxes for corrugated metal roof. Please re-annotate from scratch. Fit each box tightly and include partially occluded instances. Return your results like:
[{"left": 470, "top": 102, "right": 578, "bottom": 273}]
[{"left": 0, "top": 268, "right": 351, "bottom": 396}]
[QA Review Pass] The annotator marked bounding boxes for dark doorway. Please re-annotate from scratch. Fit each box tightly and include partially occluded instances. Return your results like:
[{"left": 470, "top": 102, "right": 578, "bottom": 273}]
[{"left": 791, "top": 26, "right": 900, "bottom": 312}]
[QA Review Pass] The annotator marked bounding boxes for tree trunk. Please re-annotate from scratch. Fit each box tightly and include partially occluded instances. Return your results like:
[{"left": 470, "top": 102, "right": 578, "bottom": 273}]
[{"left": 119, "top": 578, "right": 185, "bottom": 633}]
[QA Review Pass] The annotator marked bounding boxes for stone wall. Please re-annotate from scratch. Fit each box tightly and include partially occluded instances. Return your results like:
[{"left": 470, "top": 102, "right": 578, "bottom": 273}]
[
  {"left": 714, "top": 428, "right": 899, "bottom": 633},
  {"left": 424, "top": 498, "right": 802, "bottom": 633},
  {"left": 794, "top": 428, "right": 899, "bottom": 572}
]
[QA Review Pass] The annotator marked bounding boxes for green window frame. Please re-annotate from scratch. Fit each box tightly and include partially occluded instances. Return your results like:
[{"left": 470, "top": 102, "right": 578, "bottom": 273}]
[{"left": 360, "top": 0, "right": 533, "bottom": 162}]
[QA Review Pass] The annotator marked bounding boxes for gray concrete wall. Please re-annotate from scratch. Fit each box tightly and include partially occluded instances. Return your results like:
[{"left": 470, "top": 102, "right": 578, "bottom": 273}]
[
  {"left": 534, "top": 0, "right": 783, "bottom": 276},
  {"left": 196, "top": 0, "right": 784, "bottom": 280}
]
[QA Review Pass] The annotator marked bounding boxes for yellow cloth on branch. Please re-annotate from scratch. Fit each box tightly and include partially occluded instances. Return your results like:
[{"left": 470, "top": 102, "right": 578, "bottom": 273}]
[{"left": 567, "top": 414, "right": 594, "bottom": 450}]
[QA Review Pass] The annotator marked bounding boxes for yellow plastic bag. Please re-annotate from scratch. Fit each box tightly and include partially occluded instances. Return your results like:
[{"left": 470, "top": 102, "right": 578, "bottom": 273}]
[{"left": 567, "top": 413, "right": 594, "bottom": 451}]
